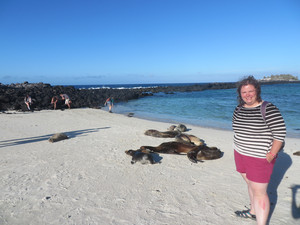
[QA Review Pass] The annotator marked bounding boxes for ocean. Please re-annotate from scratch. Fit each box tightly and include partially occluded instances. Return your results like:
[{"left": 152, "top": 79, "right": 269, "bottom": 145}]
[{"left": 74, "top": 83, "right": 300, "bottom": 138}]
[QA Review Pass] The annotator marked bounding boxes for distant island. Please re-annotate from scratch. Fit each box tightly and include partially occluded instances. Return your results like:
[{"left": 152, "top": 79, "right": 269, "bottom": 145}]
[{"left": 260, "top": 74, "right": 299, "bottom": 82}]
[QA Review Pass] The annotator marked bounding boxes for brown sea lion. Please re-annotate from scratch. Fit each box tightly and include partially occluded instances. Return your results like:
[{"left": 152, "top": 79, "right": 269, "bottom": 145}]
[
  {"left": 176, "top": 124, "right": 187, "bottom": 132},
  {"left": 48, "top": 133, "right": 69, "bottom": 143},
  {"left": 168, "top": 125, "right": 177, "bottom": 131},
  {"left": 293, "top": 151, "right": 300, "bottom": 156},
  {"left": 125, "top": 150, "right": 155, "bottom": 164},
  {"left": 167, "top": 124, "right": 188, "bottom": 132},
  {"left": 140, "top": 141, "right": 198, "bottom": 154},
  {"left": 144, "top": 129, "right": 181, "bottom": 138},
  {"left": 140, "top": 141, "right": 222, "bottom": 163},
  {"left": 187, "top": 147, "right": 222, "bottom": 163},
  {"left": 175, "top": 133, "right": 204, "bottom": 146}
]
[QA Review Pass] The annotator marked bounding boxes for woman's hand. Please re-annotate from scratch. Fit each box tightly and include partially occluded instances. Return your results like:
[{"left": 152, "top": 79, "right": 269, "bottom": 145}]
[
  {"left": 266, "top": 152, "right": 276, "bottom": 163},
  {"left": 266, "top": 139, "right": 283, "bottom": 163}
]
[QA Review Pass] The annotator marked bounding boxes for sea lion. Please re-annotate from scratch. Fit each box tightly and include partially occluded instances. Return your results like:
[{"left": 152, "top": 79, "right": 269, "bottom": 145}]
[
  {"left": 140, "top": 141, "right": 198, "bottom": 154},
  {"left": 144, "top": 129, "right": 181, "bottom": 138},
  {"left": 187, "top": 146, "right": 222, "bottom": 163},
  {"left": 293, "top": 151, "right": 300, "bottom": 156},
  {"left": 175, "top": 133, "right": 204, "bottom": 146},
  {"left": 168, "top": 125, "right": 177, "bottom": 131},
  {"left": 127, "top": 112, "right": 134, "bottom": 117},
  {"left": 140, "top": 141, "right": 222, "bottom": 163},
  {"left": 167, "top": 124, "right": 188, "bottom": 132},
  {"left": 48, "top": 133, "right": 69, "bottom": 143},
  {"left": 176, "top": 124, "right": 187, "bottom": 132},
  {"left": 125, "top": 150, "right": 155, "bottom": 164}
]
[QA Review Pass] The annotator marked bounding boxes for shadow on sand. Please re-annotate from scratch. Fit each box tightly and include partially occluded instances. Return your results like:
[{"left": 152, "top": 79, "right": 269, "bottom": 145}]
[
  {"left": 291, "top": 185, "right": 300, "bottom": 219},
  {"left": 267, "top": 151, "right": 299, "bottom": 223},
  {"left": 0, "top": 127, "right": 110, "bottom": 148}
]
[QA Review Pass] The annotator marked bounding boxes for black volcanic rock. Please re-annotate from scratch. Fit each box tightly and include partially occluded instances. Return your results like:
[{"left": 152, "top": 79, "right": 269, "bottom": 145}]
[
  {"left": 0, "top": 82, "right": 155, "bottom": 111},
  {"left": 2, "top": 80, "right": 295, "bottom": 112},
  {"left": 0, "top": 82, "right": 238, "bottom": 111}
]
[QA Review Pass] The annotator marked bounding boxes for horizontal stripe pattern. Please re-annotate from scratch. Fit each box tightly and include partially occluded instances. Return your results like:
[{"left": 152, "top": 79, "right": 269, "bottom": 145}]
[{"left": 232, "top": 102, "right": 286, "bottom": 158}]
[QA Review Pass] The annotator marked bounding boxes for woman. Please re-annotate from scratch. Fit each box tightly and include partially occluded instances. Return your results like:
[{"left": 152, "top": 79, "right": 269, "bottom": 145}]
[
  {"left": 104, "top": 97, "right": 114, "bottom": 113},
  {"left": 60, "top": 94, "right": 71, "bottom": 109},
  {"left": 51, "top": 96, "right": 58, "bottom": 110},
  {"left": 232, "top": 76, "right": 286, "bottom": 225},
  {"left": 24, "top": 95, "right": 32, "bottom": 110}
]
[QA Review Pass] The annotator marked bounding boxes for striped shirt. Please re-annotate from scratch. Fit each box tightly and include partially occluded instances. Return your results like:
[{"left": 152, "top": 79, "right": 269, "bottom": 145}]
[{"left": 232, "top": 102, "right": 286, "bottom": 158}]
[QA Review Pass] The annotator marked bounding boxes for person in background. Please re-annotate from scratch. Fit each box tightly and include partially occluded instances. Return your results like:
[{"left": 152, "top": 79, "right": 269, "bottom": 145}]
[
  {"left": 51, "top": 96, "right": 58, "bottom": 110},
  {"left": 24, "top": 95, "right": 32, "bottom": 110},
  {"left": 60, "top": 94, "right": 71, "bottom": 109},
  {"left": 104, "top": 96, "right": 114, "bottom": 113},
  {"left": 232, "top": 76, "right": 286, "bottom": 225}
]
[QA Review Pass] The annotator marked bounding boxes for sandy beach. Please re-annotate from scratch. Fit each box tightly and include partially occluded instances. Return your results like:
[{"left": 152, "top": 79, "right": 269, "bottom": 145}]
[{"left": 0, "top": 108, "right": 299, "bottom": 225}]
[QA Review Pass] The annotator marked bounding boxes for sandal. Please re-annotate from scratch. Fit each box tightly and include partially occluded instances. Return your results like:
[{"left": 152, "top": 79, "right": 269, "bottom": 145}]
[{"left": 235, "top": 209, "right": 256, "bottom": 220}]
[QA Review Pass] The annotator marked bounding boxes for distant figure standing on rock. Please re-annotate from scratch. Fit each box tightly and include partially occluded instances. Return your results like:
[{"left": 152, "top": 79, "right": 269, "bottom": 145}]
[
  {"left": 104, "top": 96, "right": 114, "bottom": 113},
  {"left": 51, "top": 96, "right": 58, "bottom": 110},
  {"left": 60, "top": 94, "right": 71, "bottom": 109},
  {"left": 24, "top": 95, "right": 32, "bottom": 110}
]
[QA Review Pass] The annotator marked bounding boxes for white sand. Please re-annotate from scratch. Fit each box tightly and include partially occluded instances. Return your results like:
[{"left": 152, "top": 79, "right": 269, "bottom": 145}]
[{"left": 0, "top": 108, "right": 299, "bottom": 225}]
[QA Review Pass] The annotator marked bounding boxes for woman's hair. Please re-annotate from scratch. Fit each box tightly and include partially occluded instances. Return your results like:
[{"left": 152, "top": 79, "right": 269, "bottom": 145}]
[{"left": 237, "top": 75, "right": 262, "bottom": 106}]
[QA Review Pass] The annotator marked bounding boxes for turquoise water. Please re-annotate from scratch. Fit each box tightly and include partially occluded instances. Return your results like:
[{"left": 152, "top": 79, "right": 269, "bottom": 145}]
[{"left": 112, "top": 83, "right": 300, "bottom": 138}]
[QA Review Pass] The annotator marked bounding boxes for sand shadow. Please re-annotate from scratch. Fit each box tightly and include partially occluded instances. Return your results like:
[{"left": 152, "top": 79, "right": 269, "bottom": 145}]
[
  {"left": 291, "top": 185, "right": 300, "bottom": 219},
  {"left": 65, "top": 127, "right": 110, "bottom": 139},
  {"left": 267, "top": 151, "right": 293, "bottom": 222},
  {"left": 0, "top": 127, "right": 110, "bottom": 148}
]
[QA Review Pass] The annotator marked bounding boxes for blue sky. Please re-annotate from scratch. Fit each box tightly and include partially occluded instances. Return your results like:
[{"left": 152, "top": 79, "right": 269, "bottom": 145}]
[{"left": 0, "top": 0, "right": 299, "bottom": 85}]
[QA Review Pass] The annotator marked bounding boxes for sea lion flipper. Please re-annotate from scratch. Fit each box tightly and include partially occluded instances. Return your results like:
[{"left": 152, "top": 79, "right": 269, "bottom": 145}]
[{"left": 187, "top": 149, "right": 200, "bottom": 163}]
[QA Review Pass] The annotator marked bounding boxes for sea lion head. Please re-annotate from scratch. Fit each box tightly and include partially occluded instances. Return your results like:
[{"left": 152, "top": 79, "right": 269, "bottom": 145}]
[
  {"left": 144, "top": 129, "right": 159, "bottom": 136},
  {"left": 168, "top": 125, "right": 177, "bottom": 131},
  {"left": 139, "top": 146, "right": 152, "bottom": 153},
  {"left": 176, "top": 124, "right": 187, "bottom": 132},
  {"left": 125, "top": 150, "right": 136, "bottom": 156},
  {"left": 187, "top": 146, "right": 222, "bottom": 163}
]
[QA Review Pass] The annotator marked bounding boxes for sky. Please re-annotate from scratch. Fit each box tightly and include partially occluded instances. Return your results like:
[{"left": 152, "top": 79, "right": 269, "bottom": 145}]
[{"left": 0, "top": 0, "right": 299, "bottom": 85}]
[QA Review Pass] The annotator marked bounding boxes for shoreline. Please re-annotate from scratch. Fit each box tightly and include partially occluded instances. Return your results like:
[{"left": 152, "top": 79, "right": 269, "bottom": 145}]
[
  {"left": 1, "top": 108, "right": 299, "bottom": 224},
  {"left": 3, "top": 107, "right": 300, "bottom": 139},
  {"left": 105, "top": 108, "right": 300, "bottom": 139},
  {"left": 128, "top": 114, "right": 300, "bottom": 139}
]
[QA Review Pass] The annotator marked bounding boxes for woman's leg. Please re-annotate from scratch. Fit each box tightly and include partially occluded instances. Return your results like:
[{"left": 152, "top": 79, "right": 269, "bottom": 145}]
[
  {"left": 26, "top": 102, "right": 30, "bottom": 110},
  {"left": 249, "top": 181, "right": 269, "bottom": 225},
  {"left": 240, "top": 173, "right": 255, "bottom": 215}
]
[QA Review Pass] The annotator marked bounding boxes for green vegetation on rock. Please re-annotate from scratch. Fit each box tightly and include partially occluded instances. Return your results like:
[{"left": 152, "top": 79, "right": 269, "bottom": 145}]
[{"left": 261, "top": 74, "right": 299, "bottom": 81}]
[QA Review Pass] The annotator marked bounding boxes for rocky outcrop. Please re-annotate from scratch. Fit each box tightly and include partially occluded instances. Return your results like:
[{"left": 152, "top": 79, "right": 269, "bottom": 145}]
[
  {"left": 0, "top": 81, "right": 239, "bottom": 111},
  {"left": 0, "top": 82, "right": 152, "bottom": 111}
]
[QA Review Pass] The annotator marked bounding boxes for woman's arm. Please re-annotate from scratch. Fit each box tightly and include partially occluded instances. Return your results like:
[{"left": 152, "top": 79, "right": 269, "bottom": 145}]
[{"left": 266, "top": 139, "right": 284, "bottom": 162}]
